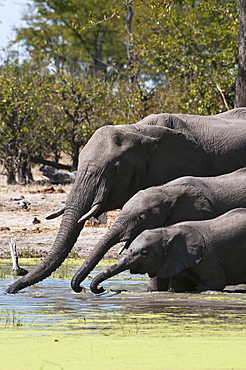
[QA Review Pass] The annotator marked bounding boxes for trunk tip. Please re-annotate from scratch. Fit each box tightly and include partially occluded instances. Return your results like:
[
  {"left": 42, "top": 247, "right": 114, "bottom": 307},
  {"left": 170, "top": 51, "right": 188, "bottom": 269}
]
[
  {"left": 71, "top": 279, "right": 84, "bottom": 293},
  {"left": 90, "top": 280, "right": 106, "bottom": 294},
  {"left": 5, "top": 283, "right": 20, "bottom": 294}
]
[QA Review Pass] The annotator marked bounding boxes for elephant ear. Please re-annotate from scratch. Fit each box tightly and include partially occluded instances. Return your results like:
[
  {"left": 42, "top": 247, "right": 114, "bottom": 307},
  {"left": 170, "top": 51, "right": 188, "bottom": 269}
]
[{"left": 157, "top": 225, "right": 205, "bottom": 279}]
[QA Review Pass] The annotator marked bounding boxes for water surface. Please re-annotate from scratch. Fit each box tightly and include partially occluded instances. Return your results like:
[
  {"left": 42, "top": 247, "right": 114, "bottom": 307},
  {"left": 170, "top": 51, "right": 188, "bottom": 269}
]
[{"left": 1, "top": 261, "right": 246, "bottom": 334}]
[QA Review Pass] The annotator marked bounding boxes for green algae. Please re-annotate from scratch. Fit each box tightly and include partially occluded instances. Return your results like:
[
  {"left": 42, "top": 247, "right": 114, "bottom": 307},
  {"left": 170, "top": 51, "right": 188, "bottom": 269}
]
[
  {"left": 1, "top": 323, "right": 246, "bottom": 369},
  {"left": 1, "top": 301, "right": 246, "bottom": 369}
]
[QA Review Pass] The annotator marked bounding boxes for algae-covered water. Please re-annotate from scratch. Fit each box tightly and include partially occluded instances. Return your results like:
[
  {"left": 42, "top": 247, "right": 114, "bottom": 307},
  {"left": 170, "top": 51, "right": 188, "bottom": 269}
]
[{"left": 1, "top": 259, "right": 246, "bottom": 369}]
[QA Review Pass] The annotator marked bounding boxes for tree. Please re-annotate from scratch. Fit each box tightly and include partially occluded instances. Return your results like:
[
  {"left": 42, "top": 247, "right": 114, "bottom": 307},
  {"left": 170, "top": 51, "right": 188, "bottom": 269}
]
[
  {"left": 0, "top": 57, "right": 36, "bottom": 183},
  {"left": 53, "top": 72, "right": 117, "bottom": 170},
  {"left": 235, "top": 0, "right": 246, "bottom": 107},
  {"left": 137, "top": 0, "right": 239, "bottom": 114},
  {"left": 0, "top": 56, "right": 61, "bottom": 183},
  {"left": 14, "top": 0, "right": 130, "bottom": 75},
  {"left": 9, "top": 0, "right": 243, "bottom": 115}
]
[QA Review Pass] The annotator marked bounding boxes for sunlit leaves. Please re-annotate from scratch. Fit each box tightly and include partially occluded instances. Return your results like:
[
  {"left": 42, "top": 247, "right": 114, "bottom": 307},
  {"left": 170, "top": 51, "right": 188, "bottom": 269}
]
[{"left": 137, "top": 0, "right": 239, "bottom": 114}]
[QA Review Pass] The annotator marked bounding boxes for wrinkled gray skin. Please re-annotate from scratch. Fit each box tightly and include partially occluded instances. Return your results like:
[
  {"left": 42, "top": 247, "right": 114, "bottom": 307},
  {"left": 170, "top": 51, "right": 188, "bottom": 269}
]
[
  {"left": 91, "top": 209, "right": 246, "bottom": 294},
  {"left": 6, "top": 108, "right": 246, "bottom": 294},
  {"left": 73, "top": 168, "right": 246, "bottom": 293}
]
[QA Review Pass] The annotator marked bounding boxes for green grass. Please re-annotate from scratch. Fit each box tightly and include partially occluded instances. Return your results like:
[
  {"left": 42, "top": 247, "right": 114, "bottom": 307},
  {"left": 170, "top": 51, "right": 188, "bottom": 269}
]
[{"left": 0, "top": 310, "right": 24, "bottom": 328}]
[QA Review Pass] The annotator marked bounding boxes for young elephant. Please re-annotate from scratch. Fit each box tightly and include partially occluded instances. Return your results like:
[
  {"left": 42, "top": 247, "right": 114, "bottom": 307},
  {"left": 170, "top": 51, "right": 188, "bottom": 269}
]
[
  {"left": 90, "top": 208, "right": 246, "bottom": 294},
  {"left": 71, "top": 168, "right": 246, "bottom": 292}
]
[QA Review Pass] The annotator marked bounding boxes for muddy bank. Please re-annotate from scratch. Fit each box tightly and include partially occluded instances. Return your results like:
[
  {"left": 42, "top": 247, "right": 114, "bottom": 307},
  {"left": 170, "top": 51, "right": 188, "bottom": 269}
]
[{"left": 0, "top": 181, "right": 121, "bottom": 259}]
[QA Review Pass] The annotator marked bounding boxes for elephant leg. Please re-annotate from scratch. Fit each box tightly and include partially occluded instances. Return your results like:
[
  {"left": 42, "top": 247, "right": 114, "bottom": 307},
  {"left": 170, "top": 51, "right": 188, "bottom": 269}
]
[
  {"left": 168, "top": 273, "right": 198, "bottom": 292},
  {"left": 147, "top": 277, "right": 169, "bottom": 292}
]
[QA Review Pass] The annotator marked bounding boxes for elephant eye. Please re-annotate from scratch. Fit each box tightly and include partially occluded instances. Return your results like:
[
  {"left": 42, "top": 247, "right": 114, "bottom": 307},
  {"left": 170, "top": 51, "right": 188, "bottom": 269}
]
[
  {"left": 141, "top": 249, "right": 148, "bottom": 257},
  {"left": 114, "top": 161, "right": 121, "bottom": 172},
  {"left": 139, "top": 213, "right": 146, "bottom": 221}
]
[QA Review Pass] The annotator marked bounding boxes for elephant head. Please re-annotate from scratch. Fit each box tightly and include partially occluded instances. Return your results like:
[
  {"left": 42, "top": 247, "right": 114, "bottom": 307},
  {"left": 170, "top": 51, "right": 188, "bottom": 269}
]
[
  {"left": 70, "top": 186, "right": 172, "bottom": 292},
  {"left": 5, "top": 125, "right": 159, "bottom": 294},
  {"left": 90, "top": 225, "right": 205, "bottom": 294},
  {"left": 71, "top": 181, "right": 212, "bottom": 292},
  {"left": 5, "top": 120, "right": 208, "bottom": 294}
]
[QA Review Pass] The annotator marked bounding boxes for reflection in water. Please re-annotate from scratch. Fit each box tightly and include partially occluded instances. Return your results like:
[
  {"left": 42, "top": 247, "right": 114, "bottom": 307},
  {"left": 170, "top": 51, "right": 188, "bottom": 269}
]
[{"left": 1, "top": 262, "right": 246, "bottom": 334}]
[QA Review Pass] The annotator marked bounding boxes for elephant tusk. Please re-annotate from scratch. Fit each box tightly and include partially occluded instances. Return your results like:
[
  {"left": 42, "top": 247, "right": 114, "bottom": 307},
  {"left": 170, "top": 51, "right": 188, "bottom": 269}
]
[
  {"left": 118, "top": 240, "right": 131, "bottom": 254},
  {"left": 46, "top": 207, "right": 65, "bottom": 220},
  {"left": 118, "top": 244, "right": 126, "bottom": 255},
  {"left": 77, "top": 203, "right": 102, "bottom": 223}
]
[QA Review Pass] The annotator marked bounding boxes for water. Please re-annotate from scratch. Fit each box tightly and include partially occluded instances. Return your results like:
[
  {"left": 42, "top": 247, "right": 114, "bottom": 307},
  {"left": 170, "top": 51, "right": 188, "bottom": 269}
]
[
  {"left": 1, "top": 262, "right": 246, "bottom": 333},
  {"left": 0, "top": 264, "right": 149, "bottom": 330}
]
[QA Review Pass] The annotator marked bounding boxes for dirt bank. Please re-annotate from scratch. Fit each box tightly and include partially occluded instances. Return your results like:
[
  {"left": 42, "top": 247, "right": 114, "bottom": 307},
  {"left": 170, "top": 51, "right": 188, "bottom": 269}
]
[{"left": 0, "top": 178, "right": 121, "bottom": 260}]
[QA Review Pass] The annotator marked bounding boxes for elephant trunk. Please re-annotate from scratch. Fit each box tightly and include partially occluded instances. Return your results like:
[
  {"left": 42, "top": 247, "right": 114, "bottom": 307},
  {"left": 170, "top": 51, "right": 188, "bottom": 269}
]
[
  {"left": 90, "top": 259, "right": 128, "bottom": 294},
  {"left": 71, "top": 223, "right": 124, "bottom": 292},
  {"left": 5, "top": 211, "right": 85, "bottom": 294},
  {"left": 5, "top": 167, "right": 102, "bottom": 294}
]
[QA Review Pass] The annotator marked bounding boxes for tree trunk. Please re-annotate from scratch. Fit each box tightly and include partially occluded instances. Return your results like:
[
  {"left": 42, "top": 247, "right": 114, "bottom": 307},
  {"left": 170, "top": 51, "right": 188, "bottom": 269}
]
[
  {"left": 71, "top": 143, "right": 80, "bottom": 171},
  {"left": 235, "top": 0, "right": 246, "bottom": 107},
  {"left": 6, "top": 170, "right": 16, "bottom": 185},
  {"left": 17, "top": 154, "right": 34, "bottom": 184},
  {"left": 5, "top": 156, "right": 16, "bottom": 185}
]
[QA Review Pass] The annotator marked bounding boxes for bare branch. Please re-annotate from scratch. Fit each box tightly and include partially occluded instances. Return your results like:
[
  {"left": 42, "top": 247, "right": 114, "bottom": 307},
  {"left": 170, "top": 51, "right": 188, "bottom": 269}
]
[{"left": 215, "top": 83, "right": 230, "bottom": 111}]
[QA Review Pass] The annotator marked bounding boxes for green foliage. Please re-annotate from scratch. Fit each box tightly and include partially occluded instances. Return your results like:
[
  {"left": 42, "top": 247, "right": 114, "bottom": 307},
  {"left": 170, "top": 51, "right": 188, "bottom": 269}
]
[
  {"left": 0, "top": 55, "right": 73, "bottom": 183},
  {"left": 137, "top": 0, "right": 239, "bottom": 114},
  {"left": 51, "top": 71, "right": 118, "bottom": 169},
  {"left": 0, "top": 56, "right": 51, "bottom": 183},
  {"left": 14, "top": 0, "right": 129, "bottom": 74},
  {"left": 12, "top": 0, "right": 240, "bottom": 116}
]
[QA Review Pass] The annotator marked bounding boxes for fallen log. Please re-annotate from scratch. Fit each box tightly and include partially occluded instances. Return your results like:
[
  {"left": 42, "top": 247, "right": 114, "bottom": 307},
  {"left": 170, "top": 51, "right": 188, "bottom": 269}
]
[
  {"left": 31, "top": 156, "right": 72, "bottom": 171},
  {"left": 40, "top": 166, "right": 77, "bottom": 184}
]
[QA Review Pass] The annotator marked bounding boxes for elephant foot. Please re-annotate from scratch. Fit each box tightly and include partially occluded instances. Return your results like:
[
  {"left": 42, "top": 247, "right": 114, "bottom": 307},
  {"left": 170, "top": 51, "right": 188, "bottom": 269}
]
[
  {"left": 147, "top": 277, "right": 169, "bottom": 292},
  {"left": 194, "top": 285, "right": 211, "bottom": 293}
]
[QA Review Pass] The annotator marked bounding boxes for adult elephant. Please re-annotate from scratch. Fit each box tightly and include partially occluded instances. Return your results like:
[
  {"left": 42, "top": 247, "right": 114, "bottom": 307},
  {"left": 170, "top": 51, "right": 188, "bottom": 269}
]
[
  {"left": 71, "top": 168, "right": 246, "bottom": 292},
  {"left": 6, "top": 108, "right": 246, "bottom": 294},
  {"left": 90, "top": 208, "right": 246, "bottom": 294}
]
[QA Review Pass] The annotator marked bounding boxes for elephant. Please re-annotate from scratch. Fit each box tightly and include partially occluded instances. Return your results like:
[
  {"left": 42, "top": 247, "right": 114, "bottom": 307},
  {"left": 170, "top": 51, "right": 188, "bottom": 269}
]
[
  {"left": 71, "top": 168, "right": 246, "bottom": 293},
  {"left": 5, "top": 108, "right": 246, "bottom": 294},
  {"left": 90, "top": 208, "right": 246, "bottom": 294}
]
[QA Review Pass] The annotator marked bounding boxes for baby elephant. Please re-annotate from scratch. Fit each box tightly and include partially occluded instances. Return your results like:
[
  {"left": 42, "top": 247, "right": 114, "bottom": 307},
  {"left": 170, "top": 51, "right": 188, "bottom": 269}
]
[{"left": 91, "top": 208, "right": 246, "bottom": 294}]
